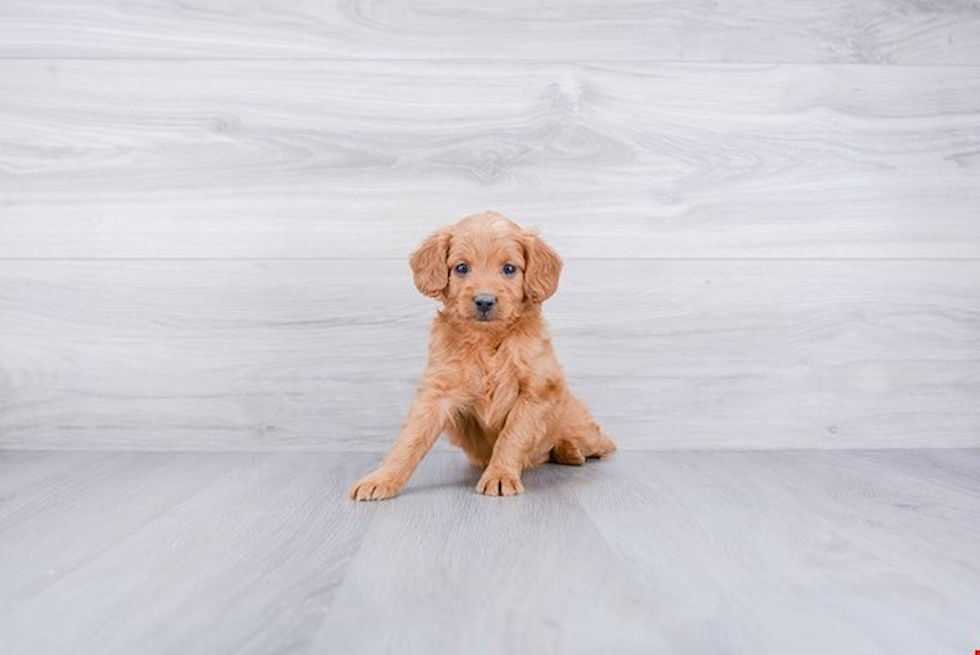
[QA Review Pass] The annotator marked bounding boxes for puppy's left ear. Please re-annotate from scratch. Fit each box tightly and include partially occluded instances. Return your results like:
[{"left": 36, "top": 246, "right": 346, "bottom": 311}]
[
  {"left": 523, "top": 231, "right": 563, "bottom": 303},
  {"left": 410, "top": 228, "right": 451, "bottom": 298}
]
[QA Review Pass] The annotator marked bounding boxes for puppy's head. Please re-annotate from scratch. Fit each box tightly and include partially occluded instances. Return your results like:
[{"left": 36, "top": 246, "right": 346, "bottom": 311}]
[{"left": 409, "top": 211, "right": 562, "bottom": 325}]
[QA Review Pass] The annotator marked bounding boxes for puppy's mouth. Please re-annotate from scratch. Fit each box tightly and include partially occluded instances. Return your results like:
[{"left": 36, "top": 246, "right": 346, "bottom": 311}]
[{"left": 474, "top": 311, "right": 496, "bottom": 323}]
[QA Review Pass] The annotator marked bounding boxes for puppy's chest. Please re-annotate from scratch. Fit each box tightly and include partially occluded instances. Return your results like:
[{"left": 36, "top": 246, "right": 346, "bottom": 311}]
[{"left": 464, "top": 352, "right": 520, "bottom": 431}]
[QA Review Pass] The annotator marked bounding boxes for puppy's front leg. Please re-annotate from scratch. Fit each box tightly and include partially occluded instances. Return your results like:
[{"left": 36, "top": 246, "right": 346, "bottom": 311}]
[
  {"left": 350, "top": 388, "right": 453, "bottom": 501},
  {"left": 477, "top": 396, "right": 551, "bottom": 497}
]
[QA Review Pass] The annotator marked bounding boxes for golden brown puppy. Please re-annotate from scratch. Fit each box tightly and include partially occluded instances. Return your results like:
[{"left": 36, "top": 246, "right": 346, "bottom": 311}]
[{"left": 350, "top": 211, "right": 615, "bottom": 500}]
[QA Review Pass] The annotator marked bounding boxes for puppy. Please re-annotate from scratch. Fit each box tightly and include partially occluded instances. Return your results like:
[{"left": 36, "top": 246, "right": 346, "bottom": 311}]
[{"left": 350, "top": 211, "right": 615, "bottom": 500}]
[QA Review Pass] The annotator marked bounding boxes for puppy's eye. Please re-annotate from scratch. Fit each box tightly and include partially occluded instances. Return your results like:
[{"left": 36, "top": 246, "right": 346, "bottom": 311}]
[
  {"left": 502, "top": 263, "right": 518, "bottom": 277},
  {"left": 454, "top": 263, "right": 469, "bottom": 276}
]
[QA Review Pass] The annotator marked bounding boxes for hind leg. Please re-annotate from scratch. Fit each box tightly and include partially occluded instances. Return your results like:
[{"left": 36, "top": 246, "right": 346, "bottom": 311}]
[
  {"left": 550, "top": 439, "right": 586, "bottom": 465},
  {"left": 550, "top": 394, "right": 616, "bottom": 464}
]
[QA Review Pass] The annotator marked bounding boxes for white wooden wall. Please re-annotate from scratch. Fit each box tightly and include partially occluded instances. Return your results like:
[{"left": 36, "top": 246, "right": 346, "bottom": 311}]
[{"left": 1, "top": 2, "right": 979, "bottom": 450}]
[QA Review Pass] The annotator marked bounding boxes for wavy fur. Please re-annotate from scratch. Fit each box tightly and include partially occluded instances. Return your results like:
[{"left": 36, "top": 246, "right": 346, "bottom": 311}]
[{"left": 351, "top": 211, "right": 615, "bottom": 500}]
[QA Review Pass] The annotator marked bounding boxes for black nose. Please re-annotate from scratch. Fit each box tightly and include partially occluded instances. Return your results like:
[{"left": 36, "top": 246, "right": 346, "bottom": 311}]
[{"left": 474, "top": 294, "right": 496, "bottom": 313}]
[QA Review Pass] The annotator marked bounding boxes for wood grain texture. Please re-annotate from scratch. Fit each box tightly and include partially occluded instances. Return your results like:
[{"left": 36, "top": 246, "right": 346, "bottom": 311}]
[
  {"left": 1, "top": 450, "right": 978, "bottom": 655},
  {"left": 1, "top": 0, "right": 979, "bottom": 63},
  {"left": 572, "top": 449, "right": 980, "bottom": 655},
  {"left": 1, "top": 61, "right": 979, "bottom": 259},
  {"left": 317, "top": 456, "right": 668, "bottom": 655},
  {"left": 0, "top": 451, "right": 375, "bottom": 655},
  {"left": 1, "top": 259, "right": 977, "bottom": 450},
  {"left": 3, "top": 4, "right": 977, "bottom": 651}
]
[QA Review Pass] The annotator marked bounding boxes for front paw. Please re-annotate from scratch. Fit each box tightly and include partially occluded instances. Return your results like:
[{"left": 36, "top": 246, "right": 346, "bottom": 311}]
[
  {"left": 350, "top": 470, "right": 403, "bottom": 501},
  {"left": 476, "top": 467, "right": 524, "bottom": 497}
]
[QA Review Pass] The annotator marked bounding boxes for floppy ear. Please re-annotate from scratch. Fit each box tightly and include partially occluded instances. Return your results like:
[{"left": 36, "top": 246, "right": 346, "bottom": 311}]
[
  {"left": 523, "top": 231, "right": 563, "bottom": 303},
  {"left": 410, "top": 228, "right": 451, "bottom": 298}
]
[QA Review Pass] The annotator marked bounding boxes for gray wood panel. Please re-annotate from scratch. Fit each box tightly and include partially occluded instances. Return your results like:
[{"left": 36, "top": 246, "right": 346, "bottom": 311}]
[
  {"left": 1, "top": 450, "right": 978, "bottom": 655},
  {"left": 318, "top": 455, "right": 668, "bottom": 655},
  {"left": 2, "top": 61, "right": 979, "bottom": 259},
  {"left": 0, "top": 451, "right": 374, "bottom": 655},
  {"left": 1, "top": 1, "right": 979, "bottom": 63},
  {"left": 2, "top": 259, "right": 977, "bottom": 450},
  {"left": 572, "top": 449, "right": 980, "bottom": 655}
]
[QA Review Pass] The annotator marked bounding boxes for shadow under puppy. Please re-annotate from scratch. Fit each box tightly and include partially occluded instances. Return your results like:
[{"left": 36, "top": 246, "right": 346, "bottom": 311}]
[{"left": 351, "top": 211, "right": 615, "bottom": 500}]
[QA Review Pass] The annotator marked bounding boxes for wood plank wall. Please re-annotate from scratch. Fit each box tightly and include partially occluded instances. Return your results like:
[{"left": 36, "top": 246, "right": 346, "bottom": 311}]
[{"left": 1, "top": 1, "right": 979, "bottom": 450}]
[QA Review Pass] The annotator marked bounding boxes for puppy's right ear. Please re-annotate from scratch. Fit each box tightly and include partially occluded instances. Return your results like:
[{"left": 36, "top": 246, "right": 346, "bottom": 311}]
[{"left": 409, "top": 229, "right": 451, "bottom": 298}]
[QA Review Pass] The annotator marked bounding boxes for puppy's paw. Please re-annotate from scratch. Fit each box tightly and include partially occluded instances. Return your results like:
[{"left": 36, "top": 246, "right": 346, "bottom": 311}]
[
  {"left": 350, "top": 470, "right": 403, "bottom": 501},
  {"left": 476, "top": 468, "right": 524, "bottom": 497},
  {"left": 551, "top": 440, "right": 586, "bottom": 466}
]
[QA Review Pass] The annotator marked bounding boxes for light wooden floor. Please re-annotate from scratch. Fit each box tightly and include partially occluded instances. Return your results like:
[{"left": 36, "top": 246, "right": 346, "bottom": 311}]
[{"left": 1, "top": 449, "right": 978, "bottom": 655}]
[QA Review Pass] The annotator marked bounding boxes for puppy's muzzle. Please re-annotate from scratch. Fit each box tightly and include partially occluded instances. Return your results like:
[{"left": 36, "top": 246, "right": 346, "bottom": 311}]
[{"left": 473, "top": 294, "right": 496, "bottom": 321}]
